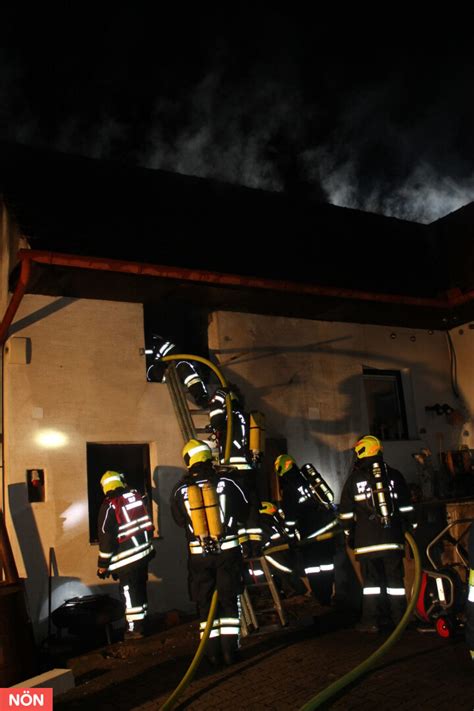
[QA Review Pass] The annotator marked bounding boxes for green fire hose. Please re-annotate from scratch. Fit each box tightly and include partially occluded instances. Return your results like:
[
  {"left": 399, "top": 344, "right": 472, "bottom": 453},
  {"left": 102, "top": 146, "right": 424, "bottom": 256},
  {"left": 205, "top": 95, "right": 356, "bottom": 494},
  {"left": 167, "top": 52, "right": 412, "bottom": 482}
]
[
  {"left": 159, "top": 355, "right": 422, "bottom": 709},
  {"left": 298, "top": 531, "right": 422, "bottom": 710}
]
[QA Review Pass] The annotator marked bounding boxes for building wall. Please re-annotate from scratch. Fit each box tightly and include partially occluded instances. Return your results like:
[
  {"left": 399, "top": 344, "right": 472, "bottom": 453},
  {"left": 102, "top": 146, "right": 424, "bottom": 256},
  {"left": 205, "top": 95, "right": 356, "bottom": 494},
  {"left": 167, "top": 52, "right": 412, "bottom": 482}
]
[
  {"left": 3, "top": 295, "right": 193, "bottom": 639},
  {"left": 0, "top": 203, "right": 29, "bottom": 512},
  {"left": 0, "top": 203, "right": 28, "bottom": 322},
  {"left": 448, "top": 325, "right": 474, "bottom": 449},
  {"left": 208, "top": 311, "right": 463, "bottom": 496},
  {"left": 4, "top": 292, "right": 473, "bottom": 641}
]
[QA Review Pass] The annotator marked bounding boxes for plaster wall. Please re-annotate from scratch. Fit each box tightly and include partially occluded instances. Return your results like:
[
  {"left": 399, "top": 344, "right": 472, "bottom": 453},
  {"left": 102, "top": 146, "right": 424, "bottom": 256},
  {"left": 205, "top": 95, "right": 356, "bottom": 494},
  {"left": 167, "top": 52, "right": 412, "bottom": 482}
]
[
  {"left": 0, "top": 204, "right": 29, "bottom": 512},
  {"left": 208, "top": 310, "right": 464, "bottom": 496},
  {"left": 3, "top": 295, "right": 193, "bottom": 638},
  {"left": 447, "top": 325, "right": 474, "bottom": 448}
]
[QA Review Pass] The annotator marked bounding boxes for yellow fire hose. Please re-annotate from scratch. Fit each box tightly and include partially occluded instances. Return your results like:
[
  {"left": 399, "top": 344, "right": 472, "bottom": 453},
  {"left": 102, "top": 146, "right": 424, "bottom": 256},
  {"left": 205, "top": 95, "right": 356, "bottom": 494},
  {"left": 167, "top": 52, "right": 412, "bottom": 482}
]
[
  {"left": 298, "top": 531, "right": 422, "bottom": 710},
  {"left": 159, "top": 356, "right": 422, "bottom": 708},
  {"left": 160, "top": 589, "right": 219, "bottom": 711},
  {"left": 162, "top": 353, "right": 233, "bottom": 464},
  {"left": 159, "top": 355, "right": 231, "bottom": 709}
]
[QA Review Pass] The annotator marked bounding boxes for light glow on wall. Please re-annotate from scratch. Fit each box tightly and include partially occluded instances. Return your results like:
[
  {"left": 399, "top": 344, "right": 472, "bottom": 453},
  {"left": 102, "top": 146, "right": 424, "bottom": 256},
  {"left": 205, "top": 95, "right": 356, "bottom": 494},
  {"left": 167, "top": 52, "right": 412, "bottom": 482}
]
[
  {"left": 35, "top": 429, "right": 69, "bottom": 448},
  {"left": 39, "top": 581, "right": 92, "bottom": 624},
  {"left": 61, "top": 502, "right": 88, "bottom": 531}
]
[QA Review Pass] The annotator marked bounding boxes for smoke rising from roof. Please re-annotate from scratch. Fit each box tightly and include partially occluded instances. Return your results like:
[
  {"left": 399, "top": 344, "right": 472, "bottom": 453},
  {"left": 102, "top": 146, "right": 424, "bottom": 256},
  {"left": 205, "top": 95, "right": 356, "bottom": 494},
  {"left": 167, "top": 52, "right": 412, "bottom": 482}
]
[{"left": 1, "top": 12, "right": 473, "bottom": 225}]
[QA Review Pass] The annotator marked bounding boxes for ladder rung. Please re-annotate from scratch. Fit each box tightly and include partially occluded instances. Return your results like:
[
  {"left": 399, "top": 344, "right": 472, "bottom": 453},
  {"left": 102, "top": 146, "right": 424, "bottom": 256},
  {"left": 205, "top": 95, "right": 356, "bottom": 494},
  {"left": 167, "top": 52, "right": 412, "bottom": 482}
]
[
  {"left": 255, "top": 608, "right": 280, "bottom": 614},
  {"left": 246, "top": 582, "right": 271, "bottom": 588}
]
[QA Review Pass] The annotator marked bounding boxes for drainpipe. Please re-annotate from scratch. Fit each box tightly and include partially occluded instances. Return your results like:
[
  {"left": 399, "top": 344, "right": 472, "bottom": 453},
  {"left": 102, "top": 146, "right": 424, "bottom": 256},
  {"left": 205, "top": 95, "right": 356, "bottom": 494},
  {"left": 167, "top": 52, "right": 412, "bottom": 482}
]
[
  {"left": 0, "top": 255, "right": 31, "bottom": 346},
  {"left": 0, "top": 255, "right": 31, "bottom": 524}
]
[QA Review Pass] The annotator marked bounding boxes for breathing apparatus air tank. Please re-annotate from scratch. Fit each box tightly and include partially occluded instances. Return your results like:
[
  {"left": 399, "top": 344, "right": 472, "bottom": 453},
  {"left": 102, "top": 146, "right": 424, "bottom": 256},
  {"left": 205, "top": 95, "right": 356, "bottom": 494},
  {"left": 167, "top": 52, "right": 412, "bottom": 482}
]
[
  {"left": 301, "top": 463, "right": 337, "bottom": 511},
  {"left": 201, "top": 481, "right": 224, "bottom": 538},
  {"left": 249, "top": 410, "right": 265, "bottom": 464},
  {"left": 187, "top": 481, "right": 224, "bottom": 552},
  {"left": 187, "top": 484, "right": 209, "bottom": 538},
  {"left": 368, "top": 461, "right": 394, "bottom": 528}
]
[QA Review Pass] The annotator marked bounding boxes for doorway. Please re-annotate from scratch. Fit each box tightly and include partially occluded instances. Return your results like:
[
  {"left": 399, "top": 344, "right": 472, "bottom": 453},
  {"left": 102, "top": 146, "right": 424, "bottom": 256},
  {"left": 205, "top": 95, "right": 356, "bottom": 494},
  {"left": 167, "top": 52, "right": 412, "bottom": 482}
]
[{"left": 87, "top": 443, "right": 152, "bottom": 544}]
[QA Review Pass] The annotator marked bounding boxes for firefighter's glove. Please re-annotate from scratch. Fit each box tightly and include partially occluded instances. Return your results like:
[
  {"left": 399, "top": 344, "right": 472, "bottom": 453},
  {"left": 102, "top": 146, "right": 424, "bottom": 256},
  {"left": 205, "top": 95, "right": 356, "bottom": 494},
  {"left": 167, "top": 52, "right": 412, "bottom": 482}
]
[
  {"left": 241, "top": 541, "right": 252, "bottom": 559},
  {"left": 343, "top": 528, "right": 355, "bottom": 550},
  {"left": 97, "top": 568, "right": 109, "bottom": 580},
  {"left": 250, "top": 540, "right": 263, "bottom": 558}
]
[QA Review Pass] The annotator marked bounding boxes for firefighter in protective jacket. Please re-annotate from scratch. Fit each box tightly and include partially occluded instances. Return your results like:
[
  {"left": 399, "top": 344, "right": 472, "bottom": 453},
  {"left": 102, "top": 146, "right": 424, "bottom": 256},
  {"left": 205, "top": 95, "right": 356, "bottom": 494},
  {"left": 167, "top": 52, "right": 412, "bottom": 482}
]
[
  {"left": 170, "top": 439, "right": 263, "bottom": 665},
  {"left": 97, "top": 471, "right": 155, "bottom": 639},
  {"left": 339, "top": 435, "right": 414, "bottom": 631},
  {"left": 208, "top": 386, "right": 252, "bottom": 469},
  {"left": 146, "top": 334, "right": 209, "bottom": 408},
  {"left": 255, "top": 500, "right": 308, "bottom": 597},
  {"left": 275, "top": 454, "right": 339, "bottom": 605},
  {"left": 208, "top": 386, "right": 264, "bottom": 550}
]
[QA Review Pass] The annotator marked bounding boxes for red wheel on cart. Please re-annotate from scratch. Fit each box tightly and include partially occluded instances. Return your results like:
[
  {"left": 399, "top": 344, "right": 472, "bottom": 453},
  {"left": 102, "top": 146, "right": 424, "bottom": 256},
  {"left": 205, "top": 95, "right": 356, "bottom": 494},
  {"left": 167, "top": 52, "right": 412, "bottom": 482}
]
[{"left": 435, "top": 617, "right": 452, "bottom": 639}]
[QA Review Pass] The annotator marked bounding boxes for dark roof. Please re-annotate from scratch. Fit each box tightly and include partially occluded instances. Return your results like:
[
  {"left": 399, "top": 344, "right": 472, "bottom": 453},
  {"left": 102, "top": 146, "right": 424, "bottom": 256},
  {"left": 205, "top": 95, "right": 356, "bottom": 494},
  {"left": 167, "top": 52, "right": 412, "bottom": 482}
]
[
  {"left": 1, "top": 142, "right": 474, "bottom": 330},
  {"left": 1, "top": 142, "right": 441, "bottom": 295},
  {"left": 430, "top": 202, "right": 474, "bottom": 293}
]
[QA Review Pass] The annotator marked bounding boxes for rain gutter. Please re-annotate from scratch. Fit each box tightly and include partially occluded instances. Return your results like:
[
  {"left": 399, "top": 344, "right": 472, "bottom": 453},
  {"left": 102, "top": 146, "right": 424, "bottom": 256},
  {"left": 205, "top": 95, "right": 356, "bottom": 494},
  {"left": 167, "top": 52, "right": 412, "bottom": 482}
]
[
  {"left": 2, "top": 248, "right": 473, "bottom": 346},
  {"left": 15, "top": 248, "right": 453, "bottom": 308}
]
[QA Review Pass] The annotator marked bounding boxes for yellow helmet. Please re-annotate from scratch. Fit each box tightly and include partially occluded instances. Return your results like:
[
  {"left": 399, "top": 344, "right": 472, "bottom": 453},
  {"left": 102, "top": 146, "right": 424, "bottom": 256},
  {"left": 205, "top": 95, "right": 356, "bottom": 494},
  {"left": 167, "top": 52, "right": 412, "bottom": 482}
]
[
  {"left": 354, "top": 435, "right": 383, "bottom": 459},
  {"left": 274, "top": 454, "right": 296, "bottom": 476},
  {"left": 100, "top": 470, "right": 125, "bottom": 493},
  {"left": 182, "top": 439, "right": 213, "bottom": 469},
  {"left": 259, "top": 501, "right": 277, "bottom": 516}
]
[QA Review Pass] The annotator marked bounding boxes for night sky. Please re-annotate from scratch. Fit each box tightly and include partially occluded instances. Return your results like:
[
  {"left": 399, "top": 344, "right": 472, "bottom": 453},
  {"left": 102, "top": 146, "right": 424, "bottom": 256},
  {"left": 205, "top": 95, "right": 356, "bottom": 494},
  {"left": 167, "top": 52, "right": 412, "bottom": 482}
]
[{"left": 2, "top": 7, "right": 474, "bottom": 224}]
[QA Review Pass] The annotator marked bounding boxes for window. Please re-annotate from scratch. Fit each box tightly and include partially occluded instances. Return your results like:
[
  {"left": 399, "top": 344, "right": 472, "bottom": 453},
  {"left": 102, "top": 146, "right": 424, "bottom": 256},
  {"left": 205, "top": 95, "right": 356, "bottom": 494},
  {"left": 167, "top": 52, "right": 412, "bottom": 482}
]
[
  {"left": 143, "top": 304, "right": 210, "bottom": 381},
  {"left": 363, "top": 368, "right": 409, "bottom": 441},
  {"left": 87, "top": 443, "right": 152, "bottom": 544}
]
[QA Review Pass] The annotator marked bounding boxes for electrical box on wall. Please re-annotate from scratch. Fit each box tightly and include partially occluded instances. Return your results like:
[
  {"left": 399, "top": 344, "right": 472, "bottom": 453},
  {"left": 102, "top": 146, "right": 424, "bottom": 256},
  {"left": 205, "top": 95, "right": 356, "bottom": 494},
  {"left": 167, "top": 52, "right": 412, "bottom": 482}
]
[
  {"left": 27, "top": 469, "right": 45, "bottom": 502},
  {"left": 6, "top": 336, "right": 31, "bottom": 364}
]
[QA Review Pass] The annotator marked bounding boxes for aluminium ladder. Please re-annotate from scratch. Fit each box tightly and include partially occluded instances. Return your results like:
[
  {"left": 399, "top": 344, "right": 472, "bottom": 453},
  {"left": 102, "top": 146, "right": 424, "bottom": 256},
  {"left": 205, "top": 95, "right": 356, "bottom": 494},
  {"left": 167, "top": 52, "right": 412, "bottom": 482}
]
[
  {"left": 240, "top": 555, "right": 287, "bottom": 636},
  {"left": 166, "top": 366, "right": 286, "bottom": 636}
]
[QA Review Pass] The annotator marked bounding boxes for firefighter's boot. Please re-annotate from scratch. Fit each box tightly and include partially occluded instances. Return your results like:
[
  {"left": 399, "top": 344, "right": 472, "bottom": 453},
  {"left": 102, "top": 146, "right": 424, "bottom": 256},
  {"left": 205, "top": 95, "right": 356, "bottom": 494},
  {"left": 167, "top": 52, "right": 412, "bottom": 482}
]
[{"left": 221, "top": 635, "right": 239, "bottom": 666}]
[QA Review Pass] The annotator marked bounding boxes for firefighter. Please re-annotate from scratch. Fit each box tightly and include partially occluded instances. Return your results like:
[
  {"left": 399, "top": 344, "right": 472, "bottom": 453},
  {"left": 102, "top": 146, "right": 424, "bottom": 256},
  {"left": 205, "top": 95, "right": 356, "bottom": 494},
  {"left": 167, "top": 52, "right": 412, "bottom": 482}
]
[
  {"left": 170, "top": 439, "right": 263, "bottom": 666},
  {"left": 339, "top": 435, "right": 414, "bottom": 632},
  {"left": 97, "top": 471, "right": 155, "bottom": 640},
  {"left": 208, "top": 385, "right": 264, "bottom": 544},
  {"left": 257, "top": 500, "right": 308, "bottom": 597},
  {"left": 146, "top": 334, "right": 209, "bottom": 408},
  {"left": 466, "top": 522, "right": 474, "bottom": 662},
  {"left": 274, "top": 454, "right": 339, "bottom": 606},
  {"left": 208, "top": 385, "right": 252, "bottom": 469}
]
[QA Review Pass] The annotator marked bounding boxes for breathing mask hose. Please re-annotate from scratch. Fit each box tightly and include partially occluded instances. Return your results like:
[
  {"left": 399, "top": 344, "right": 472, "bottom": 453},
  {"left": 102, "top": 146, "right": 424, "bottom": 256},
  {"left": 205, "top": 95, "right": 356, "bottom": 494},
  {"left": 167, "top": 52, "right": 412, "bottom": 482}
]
[
  {"left": 298, "top": 531, "right": 421, "bottom": 711},
  {"left": 162, "top": 353, "right": 233, "bottom": 463},
  {"left": 160, "top": 589, "right": 219, "bottom": 711}
]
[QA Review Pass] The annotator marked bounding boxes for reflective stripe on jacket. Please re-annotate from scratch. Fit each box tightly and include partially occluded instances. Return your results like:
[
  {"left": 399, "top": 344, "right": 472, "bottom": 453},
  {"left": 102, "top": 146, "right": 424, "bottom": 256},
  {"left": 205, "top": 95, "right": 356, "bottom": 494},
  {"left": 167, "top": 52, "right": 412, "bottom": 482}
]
[{"left": 97, "top": 487, "right": 154, "bottom": 571}]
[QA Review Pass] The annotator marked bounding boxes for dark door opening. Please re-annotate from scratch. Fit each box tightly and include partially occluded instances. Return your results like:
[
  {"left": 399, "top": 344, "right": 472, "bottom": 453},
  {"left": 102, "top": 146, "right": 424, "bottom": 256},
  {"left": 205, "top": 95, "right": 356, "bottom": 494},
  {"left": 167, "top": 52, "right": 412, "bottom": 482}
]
[{"left": 87, "top": 443, "right": 152, "bottom": 544}]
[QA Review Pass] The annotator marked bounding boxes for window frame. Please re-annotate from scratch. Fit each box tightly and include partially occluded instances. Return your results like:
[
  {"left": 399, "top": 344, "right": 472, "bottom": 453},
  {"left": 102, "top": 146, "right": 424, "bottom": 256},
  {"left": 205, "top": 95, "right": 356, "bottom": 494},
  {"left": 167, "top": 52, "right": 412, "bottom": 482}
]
[{"left": 362, "top": 368, "right": 409, "bottom": 441}]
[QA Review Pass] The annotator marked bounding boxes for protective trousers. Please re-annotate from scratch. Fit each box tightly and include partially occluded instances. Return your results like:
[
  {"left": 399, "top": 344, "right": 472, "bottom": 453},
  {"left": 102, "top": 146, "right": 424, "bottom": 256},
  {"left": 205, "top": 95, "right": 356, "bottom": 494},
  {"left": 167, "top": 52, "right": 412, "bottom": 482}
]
[
  {"left": 189, "top": 547, "right": 243, "bottom": 662},
  {"left": 302, "top": 540, "right": 335, "bottom": 606},
  {"left": 332, "top": 536, "right": 362, "bottom": 612},
  {"left": 359, "top": 553, "right": 406, "bottom": 627},
  {"left": 118, "top": 563, "right": 149, "bottom": 632}
]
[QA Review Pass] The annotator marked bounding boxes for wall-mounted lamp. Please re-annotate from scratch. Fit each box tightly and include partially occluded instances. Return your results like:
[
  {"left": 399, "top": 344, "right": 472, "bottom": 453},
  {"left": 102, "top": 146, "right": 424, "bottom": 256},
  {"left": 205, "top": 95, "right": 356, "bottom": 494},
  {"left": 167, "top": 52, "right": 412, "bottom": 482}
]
[{"left": 35, "top": 429, "right": 68, "bottom": 449}]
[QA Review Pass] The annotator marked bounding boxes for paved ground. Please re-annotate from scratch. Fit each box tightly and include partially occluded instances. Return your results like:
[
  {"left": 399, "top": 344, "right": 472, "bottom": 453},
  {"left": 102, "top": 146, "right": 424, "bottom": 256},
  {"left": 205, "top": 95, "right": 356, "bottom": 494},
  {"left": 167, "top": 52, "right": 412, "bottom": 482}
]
[{"left": 52, "top": 598, "right": 474, "bottom": 711}]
